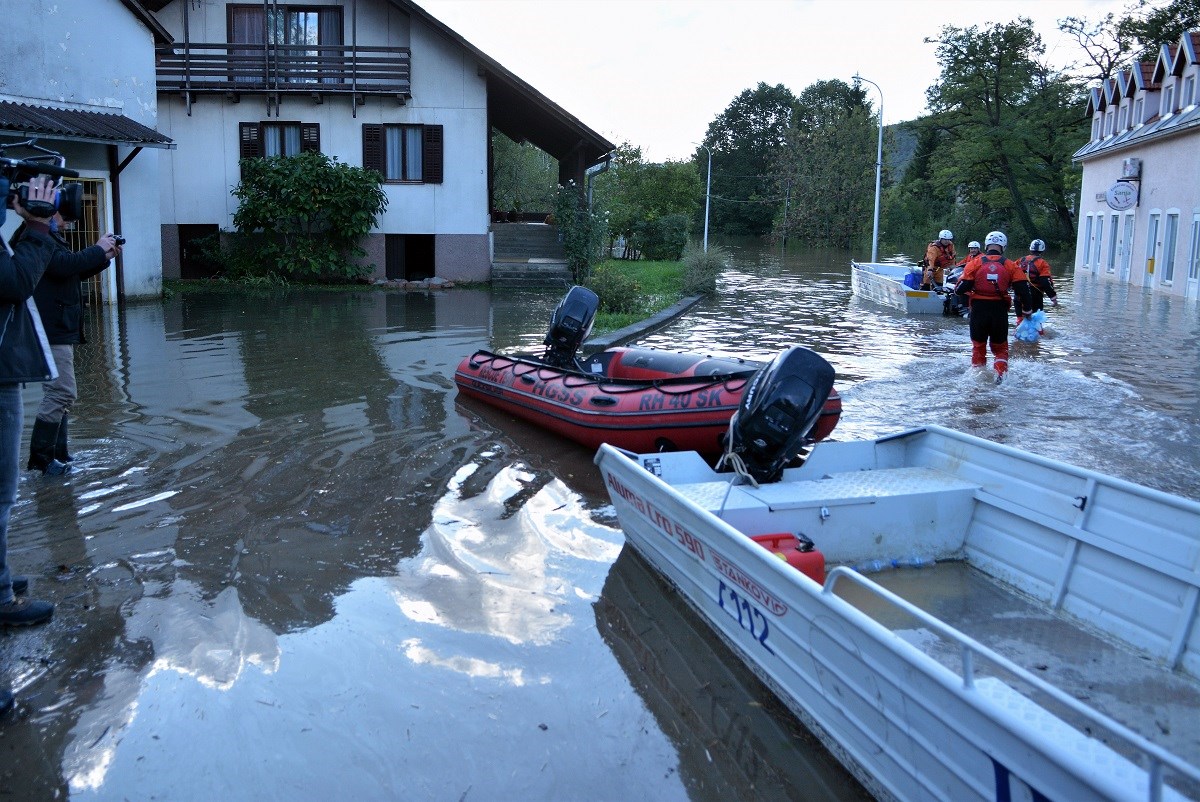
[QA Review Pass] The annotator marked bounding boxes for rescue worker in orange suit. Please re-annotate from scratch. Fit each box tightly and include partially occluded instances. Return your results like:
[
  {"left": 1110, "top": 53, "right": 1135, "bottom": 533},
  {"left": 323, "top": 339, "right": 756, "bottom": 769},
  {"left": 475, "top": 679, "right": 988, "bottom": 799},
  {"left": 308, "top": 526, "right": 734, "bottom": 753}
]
[
  {"left": 921, "top": 229, "right": 956, "bottom": 290},
  {"left": 942, "top": 240, "right": 979, "bottom": 318},
  {"left": 954, "top": 231, "right": 1033, "bottom": 383},
  {"left": 1016, "top": 239, "right": 1058, "bottom": 326},
  {"left": 954, "top": 240, "right": 981, "bottom": 268}
]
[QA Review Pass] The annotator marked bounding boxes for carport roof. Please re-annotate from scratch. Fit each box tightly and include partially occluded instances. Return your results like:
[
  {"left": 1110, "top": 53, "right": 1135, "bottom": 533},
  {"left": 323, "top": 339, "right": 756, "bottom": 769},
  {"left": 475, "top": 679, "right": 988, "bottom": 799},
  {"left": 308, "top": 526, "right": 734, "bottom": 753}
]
[{"left": 0, "top": 101, "right": 175, "bottom": 149}]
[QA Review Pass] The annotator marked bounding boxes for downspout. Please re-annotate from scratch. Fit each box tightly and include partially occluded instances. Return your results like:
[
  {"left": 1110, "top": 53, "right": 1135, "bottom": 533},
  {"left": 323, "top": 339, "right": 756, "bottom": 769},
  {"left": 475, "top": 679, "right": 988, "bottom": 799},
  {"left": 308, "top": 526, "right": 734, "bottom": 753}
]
[{"left": 585, "top": 155, "right": 611, "bottom": 212}]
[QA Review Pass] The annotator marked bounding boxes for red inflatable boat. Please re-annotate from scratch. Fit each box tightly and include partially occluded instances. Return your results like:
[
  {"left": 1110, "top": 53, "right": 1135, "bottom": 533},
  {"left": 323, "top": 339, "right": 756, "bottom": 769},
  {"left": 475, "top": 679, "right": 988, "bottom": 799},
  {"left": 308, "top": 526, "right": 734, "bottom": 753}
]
[{"left": 455, "top": 345, "right": 842, "bottom": 456}]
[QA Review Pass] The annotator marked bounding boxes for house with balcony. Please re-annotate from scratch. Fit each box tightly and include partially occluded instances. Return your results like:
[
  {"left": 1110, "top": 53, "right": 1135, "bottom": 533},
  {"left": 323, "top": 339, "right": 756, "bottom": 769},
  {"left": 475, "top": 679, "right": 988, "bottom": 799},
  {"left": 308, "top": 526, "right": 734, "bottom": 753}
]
[
  {"left": 145, "top": 0, "right": 614, "bottom": 283},
  {"left": 1073, "top": 30, "right": 1200, "bottom": 300}
]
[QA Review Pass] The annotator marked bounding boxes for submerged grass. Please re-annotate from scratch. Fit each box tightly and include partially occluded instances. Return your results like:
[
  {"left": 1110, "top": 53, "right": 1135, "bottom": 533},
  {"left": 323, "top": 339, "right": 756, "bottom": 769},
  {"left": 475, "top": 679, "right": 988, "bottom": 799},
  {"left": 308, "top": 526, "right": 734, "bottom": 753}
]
[{"left": 589, "top": 259, "right": 685, "bottom": 333}]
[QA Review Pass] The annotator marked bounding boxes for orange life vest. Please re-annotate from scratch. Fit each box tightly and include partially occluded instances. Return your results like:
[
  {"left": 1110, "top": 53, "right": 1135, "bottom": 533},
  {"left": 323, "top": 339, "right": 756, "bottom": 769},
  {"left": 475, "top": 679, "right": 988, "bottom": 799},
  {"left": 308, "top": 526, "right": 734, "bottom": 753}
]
[{"left": 962, "top": 254, "right": 1024, "bottom": 302}]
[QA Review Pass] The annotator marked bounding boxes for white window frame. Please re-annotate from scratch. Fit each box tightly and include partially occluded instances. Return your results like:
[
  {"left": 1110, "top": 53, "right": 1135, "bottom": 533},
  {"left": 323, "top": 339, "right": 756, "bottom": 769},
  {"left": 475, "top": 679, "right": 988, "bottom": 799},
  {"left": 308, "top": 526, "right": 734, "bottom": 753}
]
[
  {"left": 1162, "top": 85, "right": 1175, "bottom": 117},
  {"left": 1082, "top": 214, "right": 1094, "bottom": 268},
  {"left": 1093, "top": 214, "right": 1105, "bottom": 270},
  {"left": 1184, "top": 75, "right": 1196, "bottom": 109},
  {"left": 1133, "top": 97, "right": 1144, "bottom": 126},
  {"left": 1161, "top": 211, "right": 1180, "bottom": 285},
  {"left": 1190, "top": 211, "right": 1200, "bottom": 282},
  {"left": 1106, "top": 213, "right": 1120, "bottom": 273},
  {"left": 1145, "top": 211, "right": 1161, "bottom": 285}
]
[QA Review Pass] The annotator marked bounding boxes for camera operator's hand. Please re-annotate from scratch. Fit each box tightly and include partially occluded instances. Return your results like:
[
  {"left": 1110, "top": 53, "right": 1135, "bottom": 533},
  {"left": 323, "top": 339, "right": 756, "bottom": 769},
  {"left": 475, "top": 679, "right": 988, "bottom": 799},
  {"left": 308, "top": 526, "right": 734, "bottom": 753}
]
[
  {"left": 14, "top": 175, "right": 56, "bottom": 223},
  {"left": 97, "top": 233, "right": 120, "bottom": 259}
]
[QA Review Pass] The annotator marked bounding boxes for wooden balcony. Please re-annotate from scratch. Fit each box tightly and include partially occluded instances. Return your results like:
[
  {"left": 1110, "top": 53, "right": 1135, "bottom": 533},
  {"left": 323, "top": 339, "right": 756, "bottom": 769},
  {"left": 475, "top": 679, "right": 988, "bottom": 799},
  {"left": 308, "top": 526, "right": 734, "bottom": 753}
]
[{"left": 156, "top": 43, "right": 411, "bottom": 103}]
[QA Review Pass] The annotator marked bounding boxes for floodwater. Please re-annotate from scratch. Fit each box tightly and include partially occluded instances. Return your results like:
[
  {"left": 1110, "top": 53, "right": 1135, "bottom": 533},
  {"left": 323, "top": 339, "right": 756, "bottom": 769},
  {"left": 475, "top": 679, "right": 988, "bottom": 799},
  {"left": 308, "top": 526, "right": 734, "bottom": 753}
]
[{"left": 0, "top": 242, "right": 1196, "bottom": 801}]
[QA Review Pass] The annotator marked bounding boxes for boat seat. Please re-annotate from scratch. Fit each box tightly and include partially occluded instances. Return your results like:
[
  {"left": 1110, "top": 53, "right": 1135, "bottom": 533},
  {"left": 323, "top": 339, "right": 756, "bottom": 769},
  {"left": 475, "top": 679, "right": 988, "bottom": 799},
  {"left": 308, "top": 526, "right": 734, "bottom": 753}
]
[{"left": 673, "top": 466, "right": 980, "bottom": 563}]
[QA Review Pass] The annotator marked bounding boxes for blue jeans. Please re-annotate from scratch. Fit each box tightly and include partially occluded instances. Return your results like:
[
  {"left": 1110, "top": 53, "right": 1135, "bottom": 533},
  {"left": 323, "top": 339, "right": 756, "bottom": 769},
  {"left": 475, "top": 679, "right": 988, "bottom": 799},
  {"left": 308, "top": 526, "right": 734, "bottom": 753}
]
[{"left": 0, "top": 383, "right": 21, "bottom": 605}]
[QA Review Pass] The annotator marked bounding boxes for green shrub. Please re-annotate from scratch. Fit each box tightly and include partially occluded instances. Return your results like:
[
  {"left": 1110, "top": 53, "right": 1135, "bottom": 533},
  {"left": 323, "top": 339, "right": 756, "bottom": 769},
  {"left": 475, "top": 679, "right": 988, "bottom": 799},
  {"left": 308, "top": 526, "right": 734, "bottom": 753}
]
[
  {"left": 682, "top": 242, "right": 728, "bottom": 295},
  {"left": 230, "top": 151, "right": 388, "bottom": 283},
  {"left": 554, "top": 182, "right": 608, "bottom": 283},
  {"left": 633, "top": 213, "right": 689, "bottom": 261},
  {"left": 585, "top": 265, "right": 643, "bottom": 314}
]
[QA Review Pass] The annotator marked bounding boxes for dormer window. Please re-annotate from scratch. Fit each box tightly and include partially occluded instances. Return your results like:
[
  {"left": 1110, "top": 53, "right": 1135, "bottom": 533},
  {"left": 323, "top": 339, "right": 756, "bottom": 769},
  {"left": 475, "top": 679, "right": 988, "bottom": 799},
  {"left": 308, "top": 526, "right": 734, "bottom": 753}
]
[
  {"left": 1133, "top": 97, "right": 1144, "bottom": 125},
  {"left": 1118, "top": 105, "right": 1128, "bottom": 131},
  {"left": 1162, "top": 85, "right": 1175, "bottom": 116},
  {"left": 1092, "top": 116, "right": 1101, "bottom": 140},
  {"left": 1106, "top": 110, "right": 1115, "bottom": 135},
  {"left": 1184, "top": 75, "right": 1196, "bottom": 108}
]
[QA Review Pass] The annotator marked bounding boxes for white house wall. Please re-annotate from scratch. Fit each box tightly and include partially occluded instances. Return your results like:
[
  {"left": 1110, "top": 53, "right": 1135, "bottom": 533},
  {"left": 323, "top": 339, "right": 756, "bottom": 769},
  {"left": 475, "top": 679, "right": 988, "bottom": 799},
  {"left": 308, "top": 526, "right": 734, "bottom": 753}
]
[
  {"left": 0, "top": 0, "right": 165, "bottom": 300},
  {"left": 154, "top": 0, "right": 491, "bottom": 282}
]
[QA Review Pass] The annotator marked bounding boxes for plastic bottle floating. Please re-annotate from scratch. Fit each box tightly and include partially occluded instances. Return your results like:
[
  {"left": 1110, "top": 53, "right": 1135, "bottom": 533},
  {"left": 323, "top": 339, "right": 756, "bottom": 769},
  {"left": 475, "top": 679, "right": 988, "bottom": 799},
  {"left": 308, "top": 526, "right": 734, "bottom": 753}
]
[{"left": 850, "top": 556, "right": 936, "bottom": 574}]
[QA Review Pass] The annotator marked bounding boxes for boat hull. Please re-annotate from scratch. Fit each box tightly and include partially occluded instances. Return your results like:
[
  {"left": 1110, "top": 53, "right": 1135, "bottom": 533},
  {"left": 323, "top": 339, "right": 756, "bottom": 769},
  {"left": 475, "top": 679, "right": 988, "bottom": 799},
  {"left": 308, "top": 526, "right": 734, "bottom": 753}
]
[
  {"left": 595, "top": 426, "right": 1200, "bottom": 801},
  {"left": 851, "top": 261, "right": 947, "bottom": 314},
  {"left": 455, "top": 347, "right": 841, "bottom": 455}
]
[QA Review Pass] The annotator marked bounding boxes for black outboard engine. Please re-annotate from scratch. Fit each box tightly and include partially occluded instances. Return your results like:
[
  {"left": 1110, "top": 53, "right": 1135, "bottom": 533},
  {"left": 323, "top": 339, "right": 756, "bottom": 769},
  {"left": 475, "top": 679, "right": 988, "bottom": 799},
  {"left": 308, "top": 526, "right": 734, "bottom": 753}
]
[
  {"left": 542, "top": 285, "right": 599, "bottom": 369},
  {"left": 722, "top": 346, "right": 836, "bottom": 484}
]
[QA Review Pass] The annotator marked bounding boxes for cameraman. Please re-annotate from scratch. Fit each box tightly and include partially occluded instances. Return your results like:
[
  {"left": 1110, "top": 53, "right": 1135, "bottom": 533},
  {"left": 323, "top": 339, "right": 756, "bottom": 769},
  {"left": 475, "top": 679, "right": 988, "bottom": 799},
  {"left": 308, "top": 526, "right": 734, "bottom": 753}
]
[
  {"left": 12, "top": 212, "right": 119, "bottom": 474},
  {"left": 0, "top": 174, "right": 61, "bottom": 715}
]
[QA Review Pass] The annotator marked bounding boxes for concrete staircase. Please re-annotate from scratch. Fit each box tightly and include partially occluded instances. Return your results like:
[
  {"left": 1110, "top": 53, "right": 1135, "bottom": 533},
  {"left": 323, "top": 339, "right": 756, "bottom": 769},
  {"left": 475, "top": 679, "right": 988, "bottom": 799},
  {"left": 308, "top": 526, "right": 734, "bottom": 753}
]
[{"left": 491, "top": 223, "right": 571, "bottom": 288}]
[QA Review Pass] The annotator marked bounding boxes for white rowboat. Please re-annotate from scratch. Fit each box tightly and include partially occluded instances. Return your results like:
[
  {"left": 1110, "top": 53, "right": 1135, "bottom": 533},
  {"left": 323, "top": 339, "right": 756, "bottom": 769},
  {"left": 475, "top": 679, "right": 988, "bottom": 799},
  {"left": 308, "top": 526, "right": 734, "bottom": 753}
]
[
  {"left": 851, "top": 261, "right": 949, "bottom": 315},
  {"left": 595, "top": 425, "right": 1200, "bottom": 801}
]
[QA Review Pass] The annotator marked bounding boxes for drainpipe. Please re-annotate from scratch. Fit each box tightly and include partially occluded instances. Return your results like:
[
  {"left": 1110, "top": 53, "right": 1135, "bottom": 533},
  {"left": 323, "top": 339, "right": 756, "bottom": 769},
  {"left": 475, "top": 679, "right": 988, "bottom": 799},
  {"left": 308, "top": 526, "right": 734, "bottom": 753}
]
[{"left": 585, "top": 155, "right": 611, "bottom": 211}]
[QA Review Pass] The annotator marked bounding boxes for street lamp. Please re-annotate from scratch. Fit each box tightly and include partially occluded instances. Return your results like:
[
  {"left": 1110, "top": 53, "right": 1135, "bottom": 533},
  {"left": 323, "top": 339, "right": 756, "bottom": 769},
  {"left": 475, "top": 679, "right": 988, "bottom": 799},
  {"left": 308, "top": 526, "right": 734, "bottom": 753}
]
[
  {"left": 694, "top": 143, "right": 712, "bottom": 252},
  {"left": 854, "top": 74, "right": 884, "bottom": 263}
]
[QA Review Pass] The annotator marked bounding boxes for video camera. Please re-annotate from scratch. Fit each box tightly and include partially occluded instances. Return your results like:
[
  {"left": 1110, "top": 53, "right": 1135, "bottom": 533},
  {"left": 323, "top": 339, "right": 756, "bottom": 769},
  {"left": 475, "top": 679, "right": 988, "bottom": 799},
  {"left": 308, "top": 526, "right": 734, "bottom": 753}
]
[{"left": 0, "top": 138, "right": 83, "bottom": 222}]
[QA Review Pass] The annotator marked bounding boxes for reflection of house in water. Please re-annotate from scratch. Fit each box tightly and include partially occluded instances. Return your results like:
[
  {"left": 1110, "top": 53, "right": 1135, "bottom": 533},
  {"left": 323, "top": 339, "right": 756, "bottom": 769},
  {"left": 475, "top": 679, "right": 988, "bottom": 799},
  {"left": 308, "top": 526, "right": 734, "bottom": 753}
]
[
  {"left": 66, "top": 290, "right": 504, "bottom": 637},
  {"left": 387, "top": 454, "right": 620, "bottom": 670},
  {"left": 596, "top": 549, "right": 870, "bottom": 802}
]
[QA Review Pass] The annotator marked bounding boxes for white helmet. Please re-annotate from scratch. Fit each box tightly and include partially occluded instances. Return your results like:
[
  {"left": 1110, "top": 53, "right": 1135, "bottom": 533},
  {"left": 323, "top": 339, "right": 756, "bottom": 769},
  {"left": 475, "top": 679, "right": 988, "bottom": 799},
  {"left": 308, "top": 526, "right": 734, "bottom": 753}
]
[
  {"left": 1029, "top": 239, "right": 1046, "bottom": 253},
  {"left": 968, "top": 240, "right": 981, "bottom": 250},
  {"left": 984, "top": 231, "right": 1007, "bottom": 249},
  {"left": 938, "top": 229, "right": 954, "bottom": 241}
]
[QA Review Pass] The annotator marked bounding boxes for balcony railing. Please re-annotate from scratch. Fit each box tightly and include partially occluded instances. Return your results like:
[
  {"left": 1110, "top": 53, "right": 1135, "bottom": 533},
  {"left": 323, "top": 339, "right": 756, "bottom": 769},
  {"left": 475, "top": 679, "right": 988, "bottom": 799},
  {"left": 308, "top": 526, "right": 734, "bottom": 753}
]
[{"left": 156, "top": 43, "right": 411, "bottom": 98}]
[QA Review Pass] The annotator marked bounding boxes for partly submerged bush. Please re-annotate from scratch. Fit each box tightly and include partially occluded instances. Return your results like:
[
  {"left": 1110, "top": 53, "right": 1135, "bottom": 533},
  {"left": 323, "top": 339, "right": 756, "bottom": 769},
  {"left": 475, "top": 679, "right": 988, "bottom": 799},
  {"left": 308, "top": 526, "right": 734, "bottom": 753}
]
[
  {"left": 682, "top": 242, "right": 728, "bottom": 295},
  {"left": 586, "top": 264, "right": 643, "bottom": 314}
]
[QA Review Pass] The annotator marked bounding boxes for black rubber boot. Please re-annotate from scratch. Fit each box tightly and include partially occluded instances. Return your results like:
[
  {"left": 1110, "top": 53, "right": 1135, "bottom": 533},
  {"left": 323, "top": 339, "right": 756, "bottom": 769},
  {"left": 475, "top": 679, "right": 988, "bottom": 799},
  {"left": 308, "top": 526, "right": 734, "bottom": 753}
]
[
  {"left": 27, "top": 418, "right": 68, "bottom": 476},
  {"left": 54, "top": 414, "right": 73, "bottom": 464}
]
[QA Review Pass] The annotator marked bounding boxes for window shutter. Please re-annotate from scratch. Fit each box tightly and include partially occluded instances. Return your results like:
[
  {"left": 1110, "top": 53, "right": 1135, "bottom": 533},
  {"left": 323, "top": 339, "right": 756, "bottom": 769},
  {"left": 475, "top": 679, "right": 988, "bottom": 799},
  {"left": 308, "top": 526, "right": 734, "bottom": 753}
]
[
  {"left": 300, "top": 123, "right": 321, "bottom": 153},
  {"left": 239, "top": 122, "right": 263, "bottom": 159},
  {"left": 362, "top": 124, "right": 385, "bottom": 174},
  {"left": 422, "top": 125, "right": 443, "bottom": 184}
]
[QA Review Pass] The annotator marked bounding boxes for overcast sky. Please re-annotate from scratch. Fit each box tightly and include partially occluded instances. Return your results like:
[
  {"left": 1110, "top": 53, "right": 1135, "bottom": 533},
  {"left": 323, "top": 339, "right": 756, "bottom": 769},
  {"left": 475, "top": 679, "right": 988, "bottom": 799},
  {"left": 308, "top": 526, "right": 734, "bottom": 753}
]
[{"left": 416, "top": 0, "right": 1128, "bottom": 162}]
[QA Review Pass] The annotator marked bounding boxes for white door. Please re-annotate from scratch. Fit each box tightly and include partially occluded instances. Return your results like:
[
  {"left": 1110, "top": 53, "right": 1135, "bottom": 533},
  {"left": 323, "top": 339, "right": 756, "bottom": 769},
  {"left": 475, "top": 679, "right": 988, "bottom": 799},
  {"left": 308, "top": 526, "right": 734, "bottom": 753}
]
[{"left": 1119, "top": 214, "right": 1135, "bottom": 282}]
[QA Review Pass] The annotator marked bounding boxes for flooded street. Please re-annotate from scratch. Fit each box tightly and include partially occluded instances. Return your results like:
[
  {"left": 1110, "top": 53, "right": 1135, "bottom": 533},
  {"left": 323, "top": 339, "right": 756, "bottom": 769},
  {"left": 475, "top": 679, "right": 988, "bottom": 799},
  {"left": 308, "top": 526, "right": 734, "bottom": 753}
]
[{"left": 1, "top": 243, "right": 1197, "bottom": 800}]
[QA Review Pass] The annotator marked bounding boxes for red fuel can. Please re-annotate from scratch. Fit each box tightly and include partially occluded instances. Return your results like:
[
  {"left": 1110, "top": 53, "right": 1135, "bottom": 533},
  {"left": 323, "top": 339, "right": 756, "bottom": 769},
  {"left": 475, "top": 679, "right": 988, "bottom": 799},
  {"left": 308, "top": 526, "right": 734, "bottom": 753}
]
[{"left": 750, "top": 533, "right": 826, "bottom": 585}]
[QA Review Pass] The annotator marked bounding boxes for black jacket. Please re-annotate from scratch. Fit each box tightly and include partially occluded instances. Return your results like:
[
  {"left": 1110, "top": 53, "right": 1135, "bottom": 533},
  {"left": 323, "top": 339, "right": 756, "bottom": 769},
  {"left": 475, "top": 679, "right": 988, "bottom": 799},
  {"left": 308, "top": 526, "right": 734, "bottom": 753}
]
[
  {"left": 29, "top": 229, "right": 110, "bottom": 345},
  {"left": 0, "top": 225, "right": 57, "bottom": 384}
]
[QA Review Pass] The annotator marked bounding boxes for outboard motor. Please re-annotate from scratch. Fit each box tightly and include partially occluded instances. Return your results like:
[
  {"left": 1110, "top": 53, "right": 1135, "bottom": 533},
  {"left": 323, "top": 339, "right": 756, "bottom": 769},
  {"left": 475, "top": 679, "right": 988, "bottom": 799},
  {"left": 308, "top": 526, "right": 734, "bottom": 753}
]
[
  {"left": 721, "top": 346, "right": 836, "bottom": 484},
  {"left": 542, "top": 286, "right": 599, "bottom": 369}
]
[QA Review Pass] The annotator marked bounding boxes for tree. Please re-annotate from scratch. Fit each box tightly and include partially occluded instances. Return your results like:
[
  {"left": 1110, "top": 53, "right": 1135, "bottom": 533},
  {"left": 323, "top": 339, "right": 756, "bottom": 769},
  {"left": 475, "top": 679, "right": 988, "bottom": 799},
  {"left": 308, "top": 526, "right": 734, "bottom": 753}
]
[
  {"left": 1060, "top": 0, "right": 1200, "bottom": 81},
  {"left": 922, "top": 19, "right": 1087, "bottom": 248},
  {"left": 490, "top": 130, "right": 557, "bottom": 215},
  {"left": 590, "top": 143, "right": 701, "bottom": 255},
  {"left": 772, "top": 80, "right": 876, "bottom": 248},
  {"left": 698, "top": 83, "right": 797, "bottom": 237},
  {"left": 1118, "top": 0, "right": 1200, "bottom": 62}
]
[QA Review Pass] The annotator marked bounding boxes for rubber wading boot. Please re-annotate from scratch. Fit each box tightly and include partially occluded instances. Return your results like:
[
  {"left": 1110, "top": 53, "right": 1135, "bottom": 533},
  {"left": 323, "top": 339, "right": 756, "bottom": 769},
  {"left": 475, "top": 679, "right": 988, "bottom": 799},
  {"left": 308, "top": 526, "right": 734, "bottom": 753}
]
[
  {"left": 54, "top": 413, "right": 73, "bottom": 463},
  {"left": 27, "top": 418, "right": 68, "bottom": 476}
]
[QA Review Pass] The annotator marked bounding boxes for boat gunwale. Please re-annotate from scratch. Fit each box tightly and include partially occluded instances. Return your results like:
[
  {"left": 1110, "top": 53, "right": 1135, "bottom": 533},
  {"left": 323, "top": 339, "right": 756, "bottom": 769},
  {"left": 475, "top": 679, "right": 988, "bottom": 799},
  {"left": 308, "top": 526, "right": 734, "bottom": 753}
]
[{"left": 459, "top": 348, "right": 761, "bottom": 392}]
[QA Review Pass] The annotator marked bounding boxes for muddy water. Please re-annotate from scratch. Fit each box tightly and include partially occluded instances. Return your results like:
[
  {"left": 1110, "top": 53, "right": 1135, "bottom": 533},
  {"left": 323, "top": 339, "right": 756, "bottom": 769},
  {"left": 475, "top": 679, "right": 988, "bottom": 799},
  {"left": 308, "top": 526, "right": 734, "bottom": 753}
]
[{"left": 1, "top": 241, "right": 1196, "bottom": 800}]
